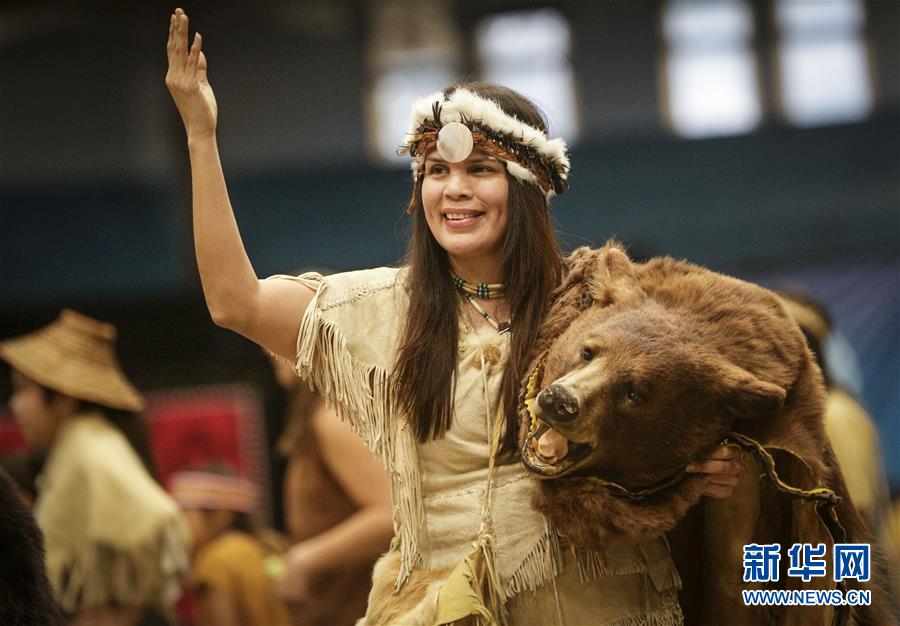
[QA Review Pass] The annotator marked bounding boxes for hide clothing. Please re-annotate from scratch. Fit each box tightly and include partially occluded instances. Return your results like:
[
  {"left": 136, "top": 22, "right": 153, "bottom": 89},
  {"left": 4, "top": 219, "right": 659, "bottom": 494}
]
[{"left": 271, "top": 268, "right": 683, "bottom": 625}]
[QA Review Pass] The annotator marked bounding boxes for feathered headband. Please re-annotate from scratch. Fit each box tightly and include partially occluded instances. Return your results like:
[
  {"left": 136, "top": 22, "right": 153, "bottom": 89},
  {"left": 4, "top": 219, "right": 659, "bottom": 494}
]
[{"left": 398, "top": 88, "right": 571, "bottom": 204}]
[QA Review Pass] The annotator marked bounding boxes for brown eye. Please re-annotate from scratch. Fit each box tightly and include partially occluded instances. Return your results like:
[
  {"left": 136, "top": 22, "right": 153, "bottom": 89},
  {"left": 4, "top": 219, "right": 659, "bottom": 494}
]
[{"left": 580, "top": 347, "right": 594, "bottom": 361}]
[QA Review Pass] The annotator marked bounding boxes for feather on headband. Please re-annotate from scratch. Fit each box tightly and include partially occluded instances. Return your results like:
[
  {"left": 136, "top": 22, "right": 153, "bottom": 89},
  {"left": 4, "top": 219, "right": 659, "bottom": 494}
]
[{"left": 398, "top": 88, "right": 571, "bottom": 200}]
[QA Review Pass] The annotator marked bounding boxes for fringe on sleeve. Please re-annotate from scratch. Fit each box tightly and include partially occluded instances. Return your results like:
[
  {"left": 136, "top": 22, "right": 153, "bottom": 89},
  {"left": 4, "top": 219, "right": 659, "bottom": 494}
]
[{"left": 283, "top": 272, "right": 425, "bottom": 587}]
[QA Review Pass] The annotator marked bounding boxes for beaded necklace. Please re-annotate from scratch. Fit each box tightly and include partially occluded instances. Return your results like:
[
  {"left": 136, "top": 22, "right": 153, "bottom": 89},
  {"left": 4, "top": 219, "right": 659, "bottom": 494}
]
[
  {"left": 453, "top": 275, "right": 511, "bottom": 335},
  {"left": 452, "top": 275, "right": 505, "bottom": 300}
]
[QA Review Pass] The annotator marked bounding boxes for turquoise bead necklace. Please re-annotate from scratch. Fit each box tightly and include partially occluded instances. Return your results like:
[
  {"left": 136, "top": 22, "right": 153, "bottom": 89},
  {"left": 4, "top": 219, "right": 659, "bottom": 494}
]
[{"left": 453, "top": 275, "right": 511, "bottom": 335}]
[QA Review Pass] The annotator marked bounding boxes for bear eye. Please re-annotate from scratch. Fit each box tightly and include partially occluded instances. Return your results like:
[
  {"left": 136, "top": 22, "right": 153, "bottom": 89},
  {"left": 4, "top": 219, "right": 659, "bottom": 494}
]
[
  {"left": 624, "top": 383, "right": 646, "bottom": 404},
  {"left": 580, "top": 347, "right": 594, "bottom": 362}
]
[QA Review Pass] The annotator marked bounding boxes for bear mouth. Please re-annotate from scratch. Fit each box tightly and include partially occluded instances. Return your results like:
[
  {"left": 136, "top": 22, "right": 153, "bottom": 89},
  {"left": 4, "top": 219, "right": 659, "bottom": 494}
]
[{"left": 522, "top": 417, "right": 591, "bottom": 478}]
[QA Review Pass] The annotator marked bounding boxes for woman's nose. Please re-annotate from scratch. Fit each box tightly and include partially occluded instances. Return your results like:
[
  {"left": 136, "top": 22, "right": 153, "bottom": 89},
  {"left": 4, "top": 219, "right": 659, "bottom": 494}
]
[{"left": 444, "top": 170, "right": 472, "bottom": 198}]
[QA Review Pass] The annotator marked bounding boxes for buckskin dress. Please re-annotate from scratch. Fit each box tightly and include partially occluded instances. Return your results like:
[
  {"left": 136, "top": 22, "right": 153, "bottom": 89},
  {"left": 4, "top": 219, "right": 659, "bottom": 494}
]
[{"left": 271, "top": 267, "right": 683, "bottom": 626}]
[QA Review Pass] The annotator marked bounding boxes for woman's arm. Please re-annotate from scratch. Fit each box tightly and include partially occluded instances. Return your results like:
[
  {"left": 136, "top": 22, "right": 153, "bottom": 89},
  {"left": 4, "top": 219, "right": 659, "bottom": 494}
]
[
  {"left": 165, "top": 8, "right": 312, "bottom": 360},
  {"left": 275, "top": 401, "right": 394, "bottom": 602}
]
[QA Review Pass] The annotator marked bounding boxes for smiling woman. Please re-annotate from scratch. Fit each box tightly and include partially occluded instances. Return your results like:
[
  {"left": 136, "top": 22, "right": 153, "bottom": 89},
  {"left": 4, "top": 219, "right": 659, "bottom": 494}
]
[
  {"left": 421, "top": 151, "right": 510, "bottom": 278},
  {"left": 165, "top": 8, "right": 743, "bottom": 624}
]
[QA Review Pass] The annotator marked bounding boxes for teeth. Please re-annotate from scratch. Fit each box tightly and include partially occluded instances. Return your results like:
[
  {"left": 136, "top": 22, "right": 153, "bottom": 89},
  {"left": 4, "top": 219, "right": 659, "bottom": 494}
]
[{"left": 446, "top": 213, "right": 480, "bottom": 220}]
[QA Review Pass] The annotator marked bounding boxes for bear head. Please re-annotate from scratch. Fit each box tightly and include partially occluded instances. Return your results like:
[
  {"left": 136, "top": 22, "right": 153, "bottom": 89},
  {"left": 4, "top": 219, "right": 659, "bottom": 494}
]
[{"left": 522, "top": 246, "right": 787, "bottom": 490}]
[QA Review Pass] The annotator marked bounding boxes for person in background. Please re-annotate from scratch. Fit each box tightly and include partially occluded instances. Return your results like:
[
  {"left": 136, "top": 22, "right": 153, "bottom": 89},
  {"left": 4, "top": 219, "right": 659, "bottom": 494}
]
[
  {"left": 170, "top": 468, "right": 292, "bottom": 626},
  {"left": 0, "top": 309, "right": 189, "bottom": 626},
  {"left": 267, "top": 352, "right": 393, "bottom": 626},
  {"left": 777, "top": 288, "right": 900, "bottom": 600}
]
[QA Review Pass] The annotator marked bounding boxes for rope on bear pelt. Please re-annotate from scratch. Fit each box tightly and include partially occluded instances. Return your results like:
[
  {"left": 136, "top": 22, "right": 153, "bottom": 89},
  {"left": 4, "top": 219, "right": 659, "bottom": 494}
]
[
  {"left": 722, "top": 431, "right": 850, "bottom": 626},
  {"left": 722, "top": 432, "right": 843, "bottom": 530}
]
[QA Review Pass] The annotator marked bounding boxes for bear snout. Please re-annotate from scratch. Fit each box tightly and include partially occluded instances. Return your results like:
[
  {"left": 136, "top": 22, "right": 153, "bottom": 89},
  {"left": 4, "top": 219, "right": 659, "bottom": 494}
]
[{"left": 537, "top": 384, "right": 580, "bottom": 423}]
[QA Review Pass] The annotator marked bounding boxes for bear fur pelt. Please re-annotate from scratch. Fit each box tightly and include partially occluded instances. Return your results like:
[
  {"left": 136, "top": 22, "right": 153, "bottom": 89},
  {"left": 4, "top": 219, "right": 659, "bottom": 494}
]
[
  {"left": 518, "top": 242, "right": 895, "bottom": 626},
  {"left": 0, "top": 468, "right": 63, "bottom": 626}
]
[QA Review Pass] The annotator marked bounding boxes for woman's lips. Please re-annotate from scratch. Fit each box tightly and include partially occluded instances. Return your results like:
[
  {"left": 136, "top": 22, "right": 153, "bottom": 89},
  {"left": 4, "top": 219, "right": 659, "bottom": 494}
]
[{"left": 443, "top": 211, "right": 485, "bottom": 228}]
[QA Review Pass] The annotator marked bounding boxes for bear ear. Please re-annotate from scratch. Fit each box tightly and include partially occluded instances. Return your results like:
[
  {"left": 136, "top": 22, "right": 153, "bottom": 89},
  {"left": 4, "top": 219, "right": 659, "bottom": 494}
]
[
  {"left": 710, "top": 358, "right": 786, "bottom": 418},
  {"left": 588, "top": 241, "right": 636, "bottom": 304},
  {"left": 600, "top": 241, "right": 634, "bottom": 279}
]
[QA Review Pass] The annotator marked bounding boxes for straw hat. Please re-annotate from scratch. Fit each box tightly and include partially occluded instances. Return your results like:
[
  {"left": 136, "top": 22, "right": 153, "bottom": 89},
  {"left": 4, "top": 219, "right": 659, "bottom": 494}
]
[{"left": 0, "top": 309, "right": 144, "bottom": 412}]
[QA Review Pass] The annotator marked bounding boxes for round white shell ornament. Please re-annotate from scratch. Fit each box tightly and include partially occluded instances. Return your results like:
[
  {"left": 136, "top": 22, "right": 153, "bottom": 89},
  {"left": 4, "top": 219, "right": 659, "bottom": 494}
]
[{"left": 435, "top": 122, "right": 474, "bottom": 163}]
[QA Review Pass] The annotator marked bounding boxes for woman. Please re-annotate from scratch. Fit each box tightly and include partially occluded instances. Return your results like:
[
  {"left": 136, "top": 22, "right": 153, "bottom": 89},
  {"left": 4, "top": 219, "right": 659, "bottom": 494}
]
[
  {"left": 165, "top": 8, "right": 742, "bottom": 624},
  {"left": 0, "top": 309, "right": 189, "bottom": 626},
  {"left": 170, "top": 469, "right": 292, "bottom": 626}
]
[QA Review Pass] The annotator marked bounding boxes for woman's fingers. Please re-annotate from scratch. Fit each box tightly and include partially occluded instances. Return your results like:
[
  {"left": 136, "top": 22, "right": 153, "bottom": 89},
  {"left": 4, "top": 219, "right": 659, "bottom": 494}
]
[
  {"left": 165, "top": 8, "right": 218, "bottom": 137},
  {"left": 688, "top": 444, "right": 746, "bottom": 499},
  {"left": 177, "top": 11, "right": 190, "bottom": 59},
  {"left": 166, "top": 9, "right": 198, "bottom": 87},
  {"left": 686, "top": 444, "right": 744, "bottom": 474},
  {"left": 188, "top": 32, "right": 201, "bottom": 70},
  {"left": 705, "top": 472, "right": 741, "bottom": 487},
  {"left": 197, "top": 50, "right": 208, "bottom": 83},
  {"left": 168, "top": 9, "right": 188, "bottom": 65},
  {"left": 166, "top": 14, "right": 175, "bottom": 57},
  {"left": 687, "top": 458, "right": 738, "bottom": 474},
  {"left": 702, "top": 480, "right": 739, "bottom": 499},
  {"left": 165, "top": 14, "right": 179, "bottom": 89},
  {"left": 708, "top": 444, "right": 742, "bottom": 461}
]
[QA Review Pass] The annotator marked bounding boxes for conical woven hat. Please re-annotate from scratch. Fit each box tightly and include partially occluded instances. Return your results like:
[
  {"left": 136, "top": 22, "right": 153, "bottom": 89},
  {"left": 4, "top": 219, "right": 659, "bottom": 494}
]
[{"left": 0, "top": 309, "right": 144, "bottom": 412}]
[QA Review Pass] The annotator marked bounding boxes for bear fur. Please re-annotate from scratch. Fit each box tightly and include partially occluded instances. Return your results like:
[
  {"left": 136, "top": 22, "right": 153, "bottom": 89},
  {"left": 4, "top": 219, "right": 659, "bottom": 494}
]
[
  {"left": 362, "top": 551, "right": 449, "bottom": 626},
  {"left": 518, "top": 242, "right": 894, "bottom": 625},
  {"left": 0, "top": 468, "right": 63, "bottom": 626}
]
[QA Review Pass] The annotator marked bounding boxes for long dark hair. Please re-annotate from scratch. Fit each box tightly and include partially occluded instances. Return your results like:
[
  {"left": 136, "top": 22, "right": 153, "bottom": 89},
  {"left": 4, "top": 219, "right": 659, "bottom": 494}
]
[
  {"left": 392, "top": 82, "right": 565, "bottom": 457},
  {"left": 37, "top": 387, "right": 159, "bottom": 479}
]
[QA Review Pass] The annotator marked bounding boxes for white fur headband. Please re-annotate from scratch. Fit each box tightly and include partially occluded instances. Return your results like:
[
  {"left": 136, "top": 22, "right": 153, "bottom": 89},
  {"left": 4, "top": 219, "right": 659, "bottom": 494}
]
[{"left": 399, "top": 87, "right": 571, "bottom": 198}]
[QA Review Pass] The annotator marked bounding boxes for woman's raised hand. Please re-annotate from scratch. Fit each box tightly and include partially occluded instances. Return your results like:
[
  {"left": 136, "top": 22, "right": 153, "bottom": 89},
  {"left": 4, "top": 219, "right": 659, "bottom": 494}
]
[{"left": 165, "top": 8, "right": 217, "bottom": 139}]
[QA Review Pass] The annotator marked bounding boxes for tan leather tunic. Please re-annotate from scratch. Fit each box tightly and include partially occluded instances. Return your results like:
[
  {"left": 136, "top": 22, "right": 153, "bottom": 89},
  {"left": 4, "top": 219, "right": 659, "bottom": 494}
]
[{"left": 273, "top": 267, "right": 684, "bottom": 625}]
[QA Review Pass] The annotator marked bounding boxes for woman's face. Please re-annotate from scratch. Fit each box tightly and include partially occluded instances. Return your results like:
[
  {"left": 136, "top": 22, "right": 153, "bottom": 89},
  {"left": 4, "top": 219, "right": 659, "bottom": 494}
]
[
  {"left": 421, "top": 150, "right": 509, "bottom": 276},
  {"left": 184, "top": 508, "right": 234, "bottom": 554},
  {"left": 8, "top": 370, "right": 70, "bottom": 450}
]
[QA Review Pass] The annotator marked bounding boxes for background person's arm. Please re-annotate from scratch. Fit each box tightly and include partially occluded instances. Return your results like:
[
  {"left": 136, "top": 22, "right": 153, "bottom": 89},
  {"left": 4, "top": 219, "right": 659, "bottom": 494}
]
[{"left": 275, "top": 401, "right": 394, "bottom": 602}]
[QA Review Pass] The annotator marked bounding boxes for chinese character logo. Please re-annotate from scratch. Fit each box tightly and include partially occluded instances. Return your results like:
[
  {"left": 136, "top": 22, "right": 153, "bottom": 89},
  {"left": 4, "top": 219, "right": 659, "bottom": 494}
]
[
  {"left": 787, "top": 543, "right": 828, "bottom": 582},
  {"left": 834, "top": 544, "right": 870, "bottom": 582},
  {"left": 743, "top": 543, "right": 781, "bottom": 582}
]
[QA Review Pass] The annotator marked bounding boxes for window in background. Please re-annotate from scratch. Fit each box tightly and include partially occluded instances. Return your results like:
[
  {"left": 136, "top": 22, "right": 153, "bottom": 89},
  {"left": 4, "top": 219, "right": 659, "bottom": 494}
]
[
  {"left": 475, "top": 8, "right": 578, "bottom": 140},
  {"left": 775, "top": 0, "right": 871, "bottom": 127},
  {"left": 661, "top": 0, "right": 761, "bottom": 139},
  {"left": 368, "top": 1, "right": 460, "bottom": 164}
]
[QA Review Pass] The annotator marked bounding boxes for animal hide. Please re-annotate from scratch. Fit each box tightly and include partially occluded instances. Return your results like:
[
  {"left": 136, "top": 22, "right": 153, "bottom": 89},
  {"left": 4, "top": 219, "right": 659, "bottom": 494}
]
[
  {"left": 518, "top": 243, "right": 894, "bottom": 625},
  {"left": 362, "top": 550, "right": 448, "bottom": 626},
  {"left": 0, "top": 468, "right": 63, "bottom": 626}
]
